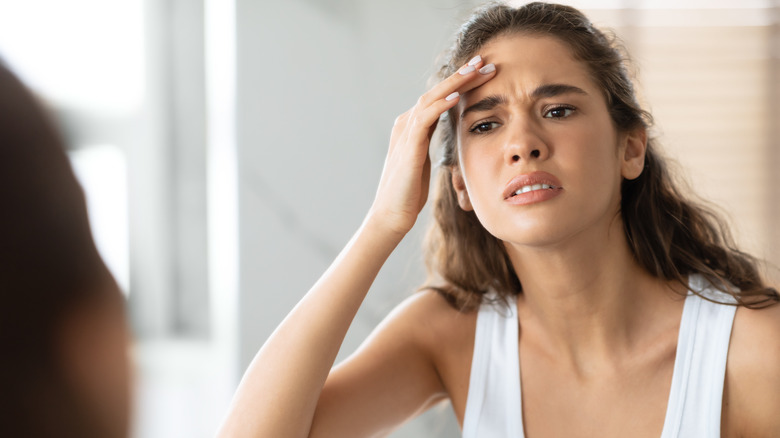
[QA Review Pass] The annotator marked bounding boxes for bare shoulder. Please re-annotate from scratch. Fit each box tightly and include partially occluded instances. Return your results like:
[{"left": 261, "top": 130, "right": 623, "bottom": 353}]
[
  {"left": 728, "top": 303, "right": 780, "bottom": 382},
  {"left": 397, "top": 289, "right": 479, "bottom": 419},
  {"left": 723, "top": 303, "right": 780, "bottom": 437},
  {"left": 311, "top": 291, "right": 478, "bottom": 437},
  {"left": 380, "top": 289, "right": 479, "bottom": 396},
  {"left": 335, "top": 288, "right": 477, "bottom": 384},
  {"left": 383, "top": 289, "right": 478, "bottom": 351}
]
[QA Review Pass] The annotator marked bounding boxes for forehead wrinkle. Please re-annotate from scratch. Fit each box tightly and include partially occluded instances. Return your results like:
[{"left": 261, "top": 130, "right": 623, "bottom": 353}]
[
  {"left": 459, "top": 94, "right": 508, "bottom": 120},
  {"left": 459, "top": 82, "right": 589, "bottom": 121},
  {"left": 531, "top": 83, "right": 589, "bottom": 99}
]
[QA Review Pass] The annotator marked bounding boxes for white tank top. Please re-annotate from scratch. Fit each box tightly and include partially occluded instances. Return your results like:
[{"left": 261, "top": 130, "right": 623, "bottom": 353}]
[{"left": 462, "top": 274, "right": 737, "bottom": 438}]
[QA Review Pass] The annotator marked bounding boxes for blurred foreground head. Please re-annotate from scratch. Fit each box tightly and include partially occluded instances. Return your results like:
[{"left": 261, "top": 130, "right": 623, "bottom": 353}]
[{"left": 0, "top": 62, "right": 130, "bottom": 437}]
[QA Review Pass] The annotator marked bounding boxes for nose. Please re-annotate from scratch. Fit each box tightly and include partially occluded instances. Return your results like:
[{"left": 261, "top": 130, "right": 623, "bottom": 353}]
[{"left": 504, "top": 117, "right": 549, "bottom": 165}]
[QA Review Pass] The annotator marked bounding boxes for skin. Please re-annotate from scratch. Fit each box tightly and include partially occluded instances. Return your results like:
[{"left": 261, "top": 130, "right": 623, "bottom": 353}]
[{"left": 218, "top": 34, "right": 780, "bottom": 438}]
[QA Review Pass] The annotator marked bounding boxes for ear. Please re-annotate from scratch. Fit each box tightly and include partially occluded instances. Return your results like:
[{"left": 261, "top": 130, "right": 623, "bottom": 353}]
[
  {"left": 451, "top": 167, "right": 473, "bottom": 211},
  {"left": 621, "top": 126, "right": 647, "bottom": 181}
]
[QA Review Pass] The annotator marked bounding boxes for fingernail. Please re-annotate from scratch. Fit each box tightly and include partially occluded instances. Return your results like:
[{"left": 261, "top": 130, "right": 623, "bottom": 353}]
[
  {"left": 479, "top": 63, "right": 495, "bottom": 74},
  {"left": 459, "top": 65, "right": 476, "bottom": 75},
  {"left": 467, "top": 55, "right": 482, "bottom": 66},
  {"left": 445, "top": 91, "right": 459, "bottom": 101}
]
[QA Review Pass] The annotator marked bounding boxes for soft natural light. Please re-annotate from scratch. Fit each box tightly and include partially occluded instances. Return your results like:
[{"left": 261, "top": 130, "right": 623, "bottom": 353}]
[
  {"left": 69, "top": 144, "right": 130, "bottom": 295},
  {"left": 206, "top": 0, "right": 240, "bottom": 394},
  {"left": 0, "top": 0, "right": 145, "bottom": 114}
]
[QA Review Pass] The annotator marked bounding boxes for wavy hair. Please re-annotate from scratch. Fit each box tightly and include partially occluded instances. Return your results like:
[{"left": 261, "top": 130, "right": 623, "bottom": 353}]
[{"left": 423, "top": 1, "right": 779, "bottom": 311}]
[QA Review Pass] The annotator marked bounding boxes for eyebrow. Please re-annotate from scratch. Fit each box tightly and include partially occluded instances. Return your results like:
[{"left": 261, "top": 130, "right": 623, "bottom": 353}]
[{"left": 459, "top": 83, "right": 589, "bottom": 120}]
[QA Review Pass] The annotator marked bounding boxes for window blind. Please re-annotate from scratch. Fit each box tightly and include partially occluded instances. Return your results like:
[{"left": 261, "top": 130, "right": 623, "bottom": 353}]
[{"left": 585, "top": 4, "right": 780, "bottom": 282}]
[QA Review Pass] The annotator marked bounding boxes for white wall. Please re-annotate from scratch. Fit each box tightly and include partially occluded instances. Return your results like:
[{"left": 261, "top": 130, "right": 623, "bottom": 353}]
[{"left": 234, "top": 0, "right": 479, "bottom": 435}]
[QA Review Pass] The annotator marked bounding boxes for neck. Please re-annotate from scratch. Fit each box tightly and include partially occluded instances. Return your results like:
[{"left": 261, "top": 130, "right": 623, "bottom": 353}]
[{"left": 507, "top": 217, "right": 682, "bottom": 372}]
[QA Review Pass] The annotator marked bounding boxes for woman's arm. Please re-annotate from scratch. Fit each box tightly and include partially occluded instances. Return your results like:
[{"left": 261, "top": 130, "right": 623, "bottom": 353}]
[
  {"left": 309, "top": 288, "right": 467, "bottom": 437},
  {"left": 217, "top": 57, "right": 495, "bottom": 438}
]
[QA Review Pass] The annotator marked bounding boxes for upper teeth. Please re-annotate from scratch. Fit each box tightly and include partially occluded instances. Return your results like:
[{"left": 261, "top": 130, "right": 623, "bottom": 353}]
[{"left": 515, "top": 184, "right": 553, "bottom": 195}]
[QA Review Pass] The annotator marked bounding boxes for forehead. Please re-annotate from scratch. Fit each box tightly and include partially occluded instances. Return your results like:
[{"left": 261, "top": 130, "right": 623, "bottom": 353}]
[{"left": 461, "top": 34, "right": 598, "bottom": 105}]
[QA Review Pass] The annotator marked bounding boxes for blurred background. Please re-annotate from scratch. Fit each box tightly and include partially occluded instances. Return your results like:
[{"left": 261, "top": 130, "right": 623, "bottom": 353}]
[{"left": 0, "top": 0, "right": 777, "bottom": 436}]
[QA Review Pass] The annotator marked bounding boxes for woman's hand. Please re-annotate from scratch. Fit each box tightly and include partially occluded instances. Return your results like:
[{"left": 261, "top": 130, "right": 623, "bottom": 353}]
[{"left": 367, "top": 55, "right": 497, "bottom": 236}]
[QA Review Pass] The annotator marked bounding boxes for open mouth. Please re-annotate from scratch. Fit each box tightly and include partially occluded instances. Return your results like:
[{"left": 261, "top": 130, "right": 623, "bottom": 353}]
[{"left": 511, "top": 183, "right": 558, "bottom": 196}]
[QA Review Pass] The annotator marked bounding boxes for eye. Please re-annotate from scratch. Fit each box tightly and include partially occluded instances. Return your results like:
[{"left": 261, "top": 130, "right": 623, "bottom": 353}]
[
  {"left": 468, "top": 121, "right": 500, "bottom": 134},
  {"left": 543, "top": 105, "right": 576, "bottom": 119}
]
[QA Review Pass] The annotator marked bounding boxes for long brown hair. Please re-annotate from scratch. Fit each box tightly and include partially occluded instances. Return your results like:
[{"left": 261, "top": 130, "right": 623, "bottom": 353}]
[
  {"left": 423, "top": 1, "right": 779, "bottom": 311},
  {"left": 0, "top": 62, "right": 127, "bottom": 437}
]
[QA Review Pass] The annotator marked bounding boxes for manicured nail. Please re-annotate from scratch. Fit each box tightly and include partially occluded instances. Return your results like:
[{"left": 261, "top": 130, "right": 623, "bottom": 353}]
[
  {"left": 467, "top": 55, "right": 482, "bottom": 66},
  {"left": 479, "top": 63, "right": 495, "bottom": 74},
  {"left": 459, "top": 65, "right": 476, "bottom": 75},
  {"left": 445, "top": 91, "right": 459, "bottom": 101}
]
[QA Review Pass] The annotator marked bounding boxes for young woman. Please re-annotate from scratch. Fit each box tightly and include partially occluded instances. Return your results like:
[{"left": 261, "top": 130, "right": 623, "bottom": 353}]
[{"left": 219, "top": 3, "right": 780, "bottom": 437}]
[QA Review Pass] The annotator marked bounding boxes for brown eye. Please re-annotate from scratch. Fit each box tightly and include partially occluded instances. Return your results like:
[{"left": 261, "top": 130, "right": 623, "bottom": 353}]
[
  {"left": 469, "top": 121, "right": 500, "bottom": 134},
  {"left": 543, "top": 105, "right": 575, "bottom": 119}
]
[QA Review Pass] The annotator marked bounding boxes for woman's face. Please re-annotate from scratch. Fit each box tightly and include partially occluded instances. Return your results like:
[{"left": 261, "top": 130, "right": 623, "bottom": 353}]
[{"left": 453, "top": 34, "right": 644, "bottom": 250}]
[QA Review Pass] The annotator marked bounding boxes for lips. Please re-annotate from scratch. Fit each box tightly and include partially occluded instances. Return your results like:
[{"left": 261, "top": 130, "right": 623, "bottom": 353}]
[{"left": 503, "top": 171, "right": 563, "bottom": 200}]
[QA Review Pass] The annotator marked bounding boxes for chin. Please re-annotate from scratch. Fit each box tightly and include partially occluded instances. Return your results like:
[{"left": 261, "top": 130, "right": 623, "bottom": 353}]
[{"left": 490, "top": 226, "right": 567, "bottom": 250}]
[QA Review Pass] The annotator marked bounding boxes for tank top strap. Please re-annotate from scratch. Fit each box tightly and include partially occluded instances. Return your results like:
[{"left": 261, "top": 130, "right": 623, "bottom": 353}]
[
  {"left": 660, "top": 274, "right": 737, "bottom": 438},
  {"left": 462, "top": 293, "right": 525, "bottom": 438}
]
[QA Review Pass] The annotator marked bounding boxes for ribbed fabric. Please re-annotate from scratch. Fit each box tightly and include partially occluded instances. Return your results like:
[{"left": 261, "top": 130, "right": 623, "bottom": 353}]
[{"left": 462, "top": 275, "right": 736, "bottom": 438}]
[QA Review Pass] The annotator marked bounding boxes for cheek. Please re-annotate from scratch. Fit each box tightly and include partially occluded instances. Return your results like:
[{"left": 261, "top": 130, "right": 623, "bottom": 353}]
[
  {"left": 559, "top": 129, "right": 624, "bottom": 211},
  {"left": 458, "top": 151, "right": 494, "bottom": 208},
  {"left": 564, "top": 121, "right": 621, "bottom": 171},
  {"left": 458, "top": 155, "right": 507, "bottom": 232},
  {"left": 458, "top": 138, "right": 498, "bottom": 182}
]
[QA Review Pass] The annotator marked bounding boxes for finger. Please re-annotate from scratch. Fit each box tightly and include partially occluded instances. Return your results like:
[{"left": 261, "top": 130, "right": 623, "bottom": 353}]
[
  {"left": 390, "top": 58, "right": 495, "bottom": 158},
  {"left": 418, "top": 56, "right": 496, "bottom": 106},
  {"left": 454, "top": 62, "right": 496, "bottom": 96},
  {"left": 406, "top": 93, "right": 461, "bottom": 145}
]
